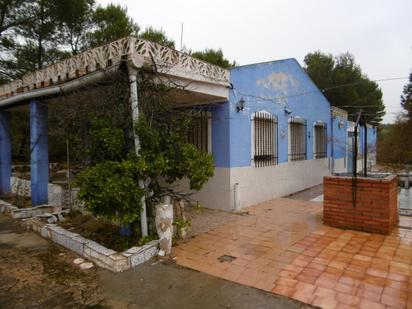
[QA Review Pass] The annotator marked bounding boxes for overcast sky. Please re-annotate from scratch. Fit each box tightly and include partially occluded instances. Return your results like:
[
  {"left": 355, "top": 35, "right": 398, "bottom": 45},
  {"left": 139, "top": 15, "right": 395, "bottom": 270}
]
[{"left": 97, "top": 0, "right": 412, "bottom": 123}]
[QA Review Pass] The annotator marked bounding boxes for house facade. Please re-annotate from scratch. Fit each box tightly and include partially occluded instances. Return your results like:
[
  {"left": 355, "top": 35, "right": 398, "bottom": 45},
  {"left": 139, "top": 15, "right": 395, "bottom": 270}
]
[
  {"left": 182, "top": 59, "right": 377, "bottom": 211},
  {"left": 0, "top": 37, "right": 377, "bottom": 213}
]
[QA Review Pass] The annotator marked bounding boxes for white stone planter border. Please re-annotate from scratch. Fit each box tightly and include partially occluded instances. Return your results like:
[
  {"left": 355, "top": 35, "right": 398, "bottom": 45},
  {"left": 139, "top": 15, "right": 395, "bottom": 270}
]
[
  {"left": 30, "top": 219, "right": 159, "bottom": 272},
  {"left": 0, "top": 199, "right": 159, "bottom": 272},
  {"left": 0, "top": 199, "right": 62, "bottom": 219}
]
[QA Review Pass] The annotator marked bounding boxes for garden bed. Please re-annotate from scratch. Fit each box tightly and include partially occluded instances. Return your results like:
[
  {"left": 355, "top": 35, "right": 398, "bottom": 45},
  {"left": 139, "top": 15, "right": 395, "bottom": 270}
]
[
  {"left": 1, "top": 199, "right": 159, "bottom": 272},
  {"left": 25, "top": 215, "right": 159, "bottom": 272},
  {"left": 59, "top": 211, "right": 156, "bottom": 252}
]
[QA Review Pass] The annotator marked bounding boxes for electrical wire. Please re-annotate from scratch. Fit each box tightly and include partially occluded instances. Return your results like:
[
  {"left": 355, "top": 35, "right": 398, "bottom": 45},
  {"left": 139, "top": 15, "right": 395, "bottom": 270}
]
[{"left": 231, "top": 76, "right": 409, "bottom": 106}]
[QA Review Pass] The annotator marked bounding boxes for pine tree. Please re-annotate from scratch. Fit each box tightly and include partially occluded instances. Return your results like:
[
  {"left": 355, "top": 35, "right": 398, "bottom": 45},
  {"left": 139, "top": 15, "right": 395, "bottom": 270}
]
[
  {"left": 304, "top": 51, "right": 385, "bottom": 125},
  {"left": 401, "top": 72, "right": 412, "bottom": 120}
]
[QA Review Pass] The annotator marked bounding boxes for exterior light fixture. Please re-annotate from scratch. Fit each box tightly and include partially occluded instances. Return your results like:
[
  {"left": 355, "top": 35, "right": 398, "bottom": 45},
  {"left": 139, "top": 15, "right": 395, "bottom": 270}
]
[
  {"left": 284, "top": 107, "right": 292, "bottom": 114},
  {"left": 338, "top": 120, "right": 344, "bottom": 129},
  {"left": 236, "top": 97, "right": 245, "bottom": 112}
]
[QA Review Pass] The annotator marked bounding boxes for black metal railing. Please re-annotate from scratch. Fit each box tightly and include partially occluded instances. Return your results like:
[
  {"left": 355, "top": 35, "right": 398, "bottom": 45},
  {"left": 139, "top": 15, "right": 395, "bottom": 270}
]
[
  {"left": 289, "top": 118, "right": 307, "bottom": 161},
  {"left": 253, "top": 112, "right": 278, "bottom": 167},
  {"left": 187, "top": 111, "right": 210, "bottom": 153},
  {"left": 314, "top": 125, "right": 327, "bottom": 159}
]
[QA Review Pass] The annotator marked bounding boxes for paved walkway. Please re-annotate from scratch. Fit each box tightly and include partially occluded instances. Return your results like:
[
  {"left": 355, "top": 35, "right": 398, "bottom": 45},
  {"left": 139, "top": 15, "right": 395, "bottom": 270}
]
[
  {"left": 0, "top": 214, "right": 311, "bottom": 309},
  {"left": 173, "top": 198, "right": 412, "bottom": 309},
  {"left": 173, "top": 198, "right": 323, "bottom": 291},
  {"left": 272, "top": 225, "right": 412, "bottom": 309}
]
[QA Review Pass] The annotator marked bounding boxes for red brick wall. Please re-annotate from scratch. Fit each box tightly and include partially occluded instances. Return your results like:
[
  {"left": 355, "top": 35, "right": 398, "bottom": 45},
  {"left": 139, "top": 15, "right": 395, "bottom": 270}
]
[{"left": 323, "top": 175, "right": 398, "bottom": 234}]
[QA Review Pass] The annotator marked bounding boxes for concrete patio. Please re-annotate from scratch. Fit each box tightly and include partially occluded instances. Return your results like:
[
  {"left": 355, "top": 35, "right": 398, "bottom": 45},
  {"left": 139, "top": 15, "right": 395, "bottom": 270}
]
[{"left": 173, "top": 197, "right": 412, "bottom": 309}]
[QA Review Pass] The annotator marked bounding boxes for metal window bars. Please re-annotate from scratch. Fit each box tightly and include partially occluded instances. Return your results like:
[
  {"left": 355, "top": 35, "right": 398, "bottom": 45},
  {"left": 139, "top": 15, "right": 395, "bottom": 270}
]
[
  {"left": 289, "top": 117, "right": 307, "bottom": 161},
  {"left": 314, "top": 124, "right": 327, "bottom": 159},
  {"left": 253, "top": 112, "right": 278, "bottom": 167},
  {"left": 187, "top": 111, "right": 210, "bottom": 153}
]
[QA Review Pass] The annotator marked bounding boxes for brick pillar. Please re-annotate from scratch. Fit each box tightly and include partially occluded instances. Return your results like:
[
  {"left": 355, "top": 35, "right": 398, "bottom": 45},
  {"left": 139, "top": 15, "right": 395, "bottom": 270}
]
[
  {"left": 30, "top": 100, "right": 49, "bottom": 205},
  {"left": 0, "top": 111, "right": 11, "bottom": 194}
]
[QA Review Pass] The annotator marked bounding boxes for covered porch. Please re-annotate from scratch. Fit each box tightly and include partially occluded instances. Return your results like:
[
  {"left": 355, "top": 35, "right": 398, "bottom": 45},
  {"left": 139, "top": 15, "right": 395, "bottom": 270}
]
[{"left": 0, "top": 36, "right": 230, "bottom": 212}]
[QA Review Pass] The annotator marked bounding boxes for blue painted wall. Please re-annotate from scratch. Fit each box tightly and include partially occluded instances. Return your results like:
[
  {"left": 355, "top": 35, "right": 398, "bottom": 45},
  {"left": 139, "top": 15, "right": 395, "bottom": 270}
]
[
  {"left": 367, "top": 126, "right": 377, "bottom": 154},
  {"left": 0, "top": 111, "right": 11, "bottom": 194},
  {"left": 208, "top": 59, "right": 377, "bottom": 169},
  {"left": 331, "top": 116, "right": 348, "bottom": 159},
  {"left": 221, "top": 59, "right": 332, "bottom": 168},
  {"left": 210, "top": 104, "right": 230, "bottom": 167},
  {"left": 354, "top": 125, "right": 377, "bottom": 157},
  {"left": 30, "top": 100, "right": 49, "bottom": 205}
]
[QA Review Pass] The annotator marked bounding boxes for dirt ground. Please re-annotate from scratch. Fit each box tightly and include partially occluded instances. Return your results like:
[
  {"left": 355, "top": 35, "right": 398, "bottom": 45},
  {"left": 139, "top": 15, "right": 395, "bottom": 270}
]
[
  {"left": 0, "top": 214, "right": 312, "bottom": 309},
  {"left": 0, "top": 215, "right": 105, "bottom": 309}
]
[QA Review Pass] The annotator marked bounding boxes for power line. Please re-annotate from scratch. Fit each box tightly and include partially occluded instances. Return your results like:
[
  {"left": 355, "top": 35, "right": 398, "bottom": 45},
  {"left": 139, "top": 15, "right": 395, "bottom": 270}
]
[
  {"left": 322, "top": 77, "right": 409, "bottom": 92},
  {"left": 232, "top": 76, "right": 409, "bottom": 105}
]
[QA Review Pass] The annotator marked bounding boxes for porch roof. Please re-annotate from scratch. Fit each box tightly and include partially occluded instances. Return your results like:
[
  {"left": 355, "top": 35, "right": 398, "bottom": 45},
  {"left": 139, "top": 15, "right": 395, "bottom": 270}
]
[{"left": 0, "top": 36, "right": 230, "bottom": 108}]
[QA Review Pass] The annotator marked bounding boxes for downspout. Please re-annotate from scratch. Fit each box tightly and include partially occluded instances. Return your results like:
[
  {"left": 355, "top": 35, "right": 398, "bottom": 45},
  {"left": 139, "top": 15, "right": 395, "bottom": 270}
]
[{"left": 234, "top": 183, "right": 241, "bottom": 211}]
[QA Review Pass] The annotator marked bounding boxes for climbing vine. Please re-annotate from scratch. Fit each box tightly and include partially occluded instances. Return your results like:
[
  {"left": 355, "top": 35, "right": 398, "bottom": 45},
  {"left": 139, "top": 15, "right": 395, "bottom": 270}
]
[{"left": 74, "top": 69, "right": 214, "bottom": 236}]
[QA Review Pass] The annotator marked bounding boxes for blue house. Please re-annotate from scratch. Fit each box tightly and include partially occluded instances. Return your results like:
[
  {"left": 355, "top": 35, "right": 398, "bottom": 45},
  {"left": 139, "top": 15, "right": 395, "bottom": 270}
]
[
  {"left": 0, "top": 37, "right": 377, "bottom": 214},
  {"left": 182, "top": 59, "right": 377, "bottom": 211}
]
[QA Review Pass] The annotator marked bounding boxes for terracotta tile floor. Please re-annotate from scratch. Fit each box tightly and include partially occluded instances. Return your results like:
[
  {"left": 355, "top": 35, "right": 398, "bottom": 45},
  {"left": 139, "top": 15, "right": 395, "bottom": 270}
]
[
  {"left": 173, "top": 198, "right": 322, "bottom": 291},
  {"left": 273, "top": 225, "right": 412, "bottom": 308},
  {"left": 173, "top": 199, "right": 412, "bottom": 309}
]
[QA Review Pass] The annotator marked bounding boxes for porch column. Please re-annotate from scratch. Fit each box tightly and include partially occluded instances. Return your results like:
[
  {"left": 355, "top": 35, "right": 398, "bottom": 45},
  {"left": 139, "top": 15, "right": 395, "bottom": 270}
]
[
  {"left": 0, "top": 111, "right": 11, "bottom": 194},
  {"left": 30, "top": 100, "right": 49, "bottom": 205},
  {"left": 129, "top": 72, "right": 141, "bottom": 153},
  {"left": 129, "top": 70, "right": 148, "bottom": 237}
]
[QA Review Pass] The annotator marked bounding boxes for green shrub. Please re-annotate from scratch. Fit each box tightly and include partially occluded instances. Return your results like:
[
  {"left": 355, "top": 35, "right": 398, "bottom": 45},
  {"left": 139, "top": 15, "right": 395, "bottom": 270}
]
[{"left": 75, "top": 160, "right": 145, "bottom": 224}]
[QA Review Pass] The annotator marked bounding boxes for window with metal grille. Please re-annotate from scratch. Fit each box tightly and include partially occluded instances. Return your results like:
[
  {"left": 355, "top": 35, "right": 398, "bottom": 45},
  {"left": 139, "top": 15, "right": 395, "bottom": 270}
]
[
  {"left": 314, "top": 123, "right": 327, "bottom": 158},
  {"left": 187, "top": 111, "right": 211, "bottom": 153},
  {"left": 253, "top": 112, "right": 278, "bottom": 167},
  {"left": 289, "top": 117, "right": 306, "bottom": 161}
]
